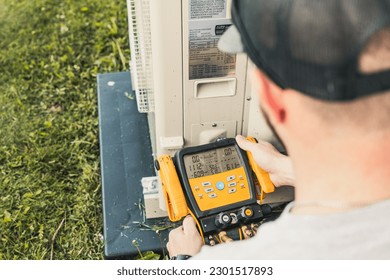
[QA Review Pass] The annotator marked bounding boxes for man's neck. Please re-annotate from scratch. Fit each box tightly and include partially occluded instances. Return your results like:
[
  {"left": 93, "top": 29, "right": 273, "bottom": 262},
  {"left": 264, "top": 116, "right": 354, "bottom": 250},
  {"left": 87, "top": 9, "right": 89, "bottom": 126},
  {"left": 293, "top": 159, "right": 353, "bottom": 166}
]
[{"left": 289, "top": 131, "right": 390, "bottom": 214}]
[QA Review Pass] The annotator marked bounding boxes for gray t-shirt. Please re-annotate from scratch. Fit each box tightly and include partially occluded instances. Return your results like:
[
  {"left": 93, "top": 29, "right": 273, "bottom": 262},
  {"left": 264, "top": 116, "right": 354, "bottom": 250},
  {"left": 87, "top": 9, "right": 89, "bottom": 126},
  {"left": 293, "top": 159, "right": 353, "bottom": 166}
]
[{"left": 191, "top": 199, "right": 390, "bottom": 259}]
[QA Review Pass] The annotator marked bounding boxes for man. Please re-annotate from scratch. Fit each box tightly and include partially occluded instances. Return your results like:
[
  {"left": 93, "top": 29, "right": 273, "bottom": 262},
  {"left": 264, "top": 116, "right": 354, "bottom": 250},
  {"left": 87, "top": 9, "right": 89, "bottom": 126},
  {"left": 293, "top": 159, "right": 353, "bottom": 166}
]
[{"left": 167, "top": 0, "right": 390, "bottom": 259}]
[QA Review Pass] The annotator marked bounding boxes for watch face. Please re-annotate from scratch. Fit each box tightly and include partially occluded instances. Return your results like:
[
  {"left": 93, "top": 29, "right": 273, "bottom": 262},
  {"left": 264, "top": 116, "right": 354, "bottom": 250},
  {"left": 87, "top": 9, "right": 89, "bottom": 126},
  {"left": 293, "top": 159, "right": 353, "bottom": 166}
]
[{"left": 183, "top": 146, "right": 242, "bottom": 179}]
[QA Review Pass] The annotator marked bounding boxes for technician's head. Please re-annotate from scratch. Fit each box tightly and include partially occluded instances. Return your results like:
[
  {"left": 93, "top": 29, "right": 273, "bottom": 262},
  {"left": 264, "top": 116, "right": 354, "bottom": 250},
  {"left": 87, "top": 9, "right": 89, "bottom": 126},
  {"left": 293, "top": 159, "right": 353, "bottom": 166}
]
[{"left": 219, "top": 0, "right": 390, "bottom": 153}]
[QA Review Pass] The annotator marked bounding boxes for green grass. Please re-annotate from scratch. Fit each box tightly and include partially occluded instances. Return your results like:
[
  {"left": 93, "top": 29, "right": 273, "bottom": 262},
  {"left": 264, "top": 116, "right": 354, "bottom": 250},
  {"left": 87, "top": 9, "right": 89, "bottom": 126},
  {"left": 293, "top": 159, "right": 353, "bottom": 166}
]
[{"left": 0, "top": 0, "right": 130, "bottom": 259}]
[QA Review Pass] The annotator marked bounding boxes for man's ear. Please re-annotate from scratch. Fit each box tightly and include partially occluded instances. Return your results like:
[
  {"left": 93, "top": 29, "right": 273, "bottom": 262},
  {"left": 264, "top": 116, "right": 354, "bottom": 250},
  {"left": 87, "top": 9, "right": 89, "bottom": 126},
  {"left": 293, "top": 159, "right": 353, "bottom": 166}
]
[{"left": 253, "top": 68, "right": 286, "bottom": 124}]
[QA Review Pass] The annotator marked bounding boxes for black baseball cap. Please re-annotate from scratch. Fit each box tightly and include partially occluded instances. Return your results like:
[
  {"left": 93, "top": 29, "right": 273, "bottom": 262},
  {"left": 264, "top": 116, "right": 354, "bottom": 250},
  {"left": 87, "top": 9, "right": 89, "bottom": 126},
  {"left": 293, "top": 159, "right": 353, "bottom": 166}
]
[{"left": 218, "top": 0, "right": 390, "bottom": 101}]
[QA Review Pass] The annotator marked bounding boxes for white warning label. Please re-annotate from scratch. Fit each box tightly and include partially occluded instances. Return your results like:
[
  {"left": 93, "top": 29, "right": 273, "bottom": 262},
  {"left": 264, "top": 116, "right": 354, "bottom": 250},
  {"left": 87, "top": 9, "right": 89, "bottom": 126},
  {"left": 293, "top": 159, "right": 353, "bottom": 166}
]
[
  {"left": 189, "top": 0, "right": 226, "bottom": 19},
  {"left": 189, "top": 19, "right": 236, "bottom": 80}
]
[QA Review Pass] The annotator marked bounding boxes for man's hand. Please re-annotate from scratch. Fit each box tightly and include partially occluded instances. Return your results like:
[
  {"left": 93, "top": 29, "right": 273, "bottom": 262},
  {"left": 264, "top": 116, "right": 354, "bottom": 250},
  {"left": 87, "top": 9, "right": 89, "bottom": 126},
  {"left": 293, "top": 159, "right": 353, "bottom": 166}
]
[
  {"left": 167, "top": 216, "right": 203, "bottom": 258},
  {"left": 236, "top": 135, "right": 295, "bottom": 187}
]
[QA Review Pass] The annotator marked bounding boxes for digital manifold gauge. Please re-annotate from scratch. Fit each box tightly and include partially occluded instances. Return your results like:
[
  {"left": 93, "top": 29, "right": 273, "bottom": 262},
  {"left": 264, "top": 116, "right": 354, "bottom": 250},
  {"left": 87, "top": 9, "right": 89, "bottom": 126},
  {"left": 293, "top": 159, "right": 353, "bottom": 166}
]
[{"left": 155, "top": 137, "right": 275, "bottom": 243}]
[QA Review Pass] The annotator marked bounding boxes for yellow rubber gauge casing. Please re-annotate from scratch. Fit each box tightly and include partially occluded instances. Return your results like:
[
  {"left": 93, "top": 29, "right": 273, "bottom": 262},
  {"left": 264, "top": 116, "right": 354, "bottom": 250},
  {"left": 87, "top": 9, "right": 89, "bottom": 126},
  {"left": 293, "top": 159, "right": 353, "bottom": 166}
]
[
  {"left": 155, "top": 155, "right": 189, "bottom": 221},
  {"left": 156, "top": 137, "right": 275, "bottom": 238}
]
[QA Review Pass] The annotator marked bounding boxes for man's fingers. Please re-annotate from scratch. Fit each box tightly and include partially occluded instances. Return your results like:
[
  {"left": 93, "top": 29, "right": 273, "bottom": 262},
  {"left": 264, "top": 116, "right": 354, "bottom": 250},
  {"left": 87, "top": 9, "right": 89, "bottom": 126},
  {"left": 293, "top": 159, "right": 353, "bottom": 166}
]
[
  {"left": 169, "top": 226, "right": 182, "bottom": 240},
  {"left": 182, "top": 215, "right": 198, "bottom": 233},
  {"left": 166, "top": 241, "right": 171, "bottom": 252},
  {"left": 236, "top": 135, "right": 275, "bottom": 154},
  {"left": 236, "top": 135, "right": 258, "bottom": 152}
]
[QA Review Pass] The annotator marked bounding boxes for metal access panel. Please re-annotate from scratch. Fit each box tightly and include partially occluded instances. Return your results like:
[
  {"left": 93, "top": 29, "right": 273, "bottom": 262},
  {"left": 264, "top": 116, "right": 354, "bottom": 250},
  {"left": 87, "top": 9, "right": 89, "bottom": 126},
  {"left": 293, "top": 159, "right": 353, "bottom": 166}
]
[
  {"left": 182, "top": 0, "right": 250, "bottom": 145},
  {"left": 149, "top": 0, "right": 254, "bottom": 156}
]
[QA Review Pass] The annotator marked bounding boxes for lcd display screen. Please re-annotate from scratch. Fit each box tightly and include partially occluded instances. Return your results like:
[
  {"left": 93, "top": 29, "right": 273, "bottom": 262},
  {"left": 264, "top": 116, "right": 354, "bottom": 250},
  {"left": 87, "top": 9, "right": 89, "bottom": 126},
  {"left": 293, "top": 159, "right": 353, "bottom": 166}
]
[{"left": 183, "top": 146, "right": 242, "bottom": 179}]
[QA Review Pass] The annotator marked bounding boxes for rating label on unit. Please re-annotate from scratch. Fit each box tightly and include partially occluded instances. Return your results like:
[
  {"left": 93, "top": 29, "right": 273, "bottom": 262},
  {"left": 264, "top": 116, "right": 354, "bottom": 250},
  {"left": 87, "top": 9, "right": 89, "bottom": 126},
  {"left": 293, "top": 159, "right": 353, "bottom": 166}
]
[
  {"left": 188, "top": 18, "right": 236, "bottom": 80},
  {"left": 189, "top": 0, "right": 226, "bottom": 19}
]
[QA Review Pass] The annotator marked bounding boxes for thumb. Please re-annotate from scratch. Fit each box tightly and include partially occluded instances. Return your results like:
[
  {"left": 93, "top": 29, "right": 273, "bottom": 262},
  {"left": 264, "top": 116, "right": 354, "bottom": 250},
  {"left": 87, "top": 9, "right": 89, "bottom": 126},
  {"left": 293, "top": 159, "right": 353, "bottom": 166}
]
[
  {"left": 182, "top": 215, "right": 198, "bottom": 233},
  {"left": 235, "top": 135, "right": 257, "bottom": 153}
]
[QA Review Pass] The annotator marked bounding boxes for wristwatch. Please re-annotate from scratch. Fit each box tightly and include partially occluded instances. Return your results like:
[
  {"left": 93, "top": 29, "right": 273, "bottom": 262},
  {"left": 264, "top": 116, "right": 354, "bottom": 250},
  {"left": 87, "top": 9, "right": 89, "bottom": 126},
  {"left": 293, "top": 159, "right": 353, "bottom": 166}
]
[{"left": 170, "top": 254, "right": 192, "bottom": 260}]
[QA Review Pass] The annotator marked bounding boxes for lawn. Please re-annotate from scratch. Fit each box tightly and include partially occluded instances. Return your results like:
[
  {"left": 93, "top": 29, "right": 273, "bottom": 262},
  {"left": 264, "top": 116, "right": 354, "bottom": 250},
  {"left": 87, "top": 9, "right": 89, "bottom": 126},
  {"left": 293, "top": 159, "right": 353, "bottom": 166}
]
[{"left": 0, "top": 0, "right": 130, "bottom": 259}]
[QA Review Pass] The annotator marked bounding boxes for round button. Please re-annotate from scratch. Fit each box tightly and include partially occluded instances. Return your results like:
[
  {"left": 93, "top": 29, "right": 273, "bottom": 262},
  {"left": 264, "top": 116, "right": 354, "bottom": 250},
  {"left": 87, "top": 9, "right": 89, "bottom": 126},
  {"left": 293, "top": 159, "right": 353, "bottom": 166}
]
[
  {"left": 216, "top": 181, "right": 225, "bottom": 190},
  {"left": 237, "top": 206, "right": 254, "bottom": 222},
  {"left": 245, "top": 208, "right": 253, "bottom": 217},
  {"left": 222, "top": 214, "right": 230, "bottom": 223}
]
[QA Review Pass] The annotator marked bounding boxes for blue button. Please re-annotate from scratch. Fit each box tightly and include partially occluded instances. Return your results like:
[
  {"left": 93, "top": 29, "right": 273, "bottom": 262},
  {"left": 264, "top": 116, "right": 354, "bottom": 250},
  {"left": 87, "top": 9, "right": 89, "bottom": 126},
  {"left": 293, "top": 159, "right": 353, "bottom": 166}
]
[{"left": 216, "top": 181, "right": 225, "bottom": 190}]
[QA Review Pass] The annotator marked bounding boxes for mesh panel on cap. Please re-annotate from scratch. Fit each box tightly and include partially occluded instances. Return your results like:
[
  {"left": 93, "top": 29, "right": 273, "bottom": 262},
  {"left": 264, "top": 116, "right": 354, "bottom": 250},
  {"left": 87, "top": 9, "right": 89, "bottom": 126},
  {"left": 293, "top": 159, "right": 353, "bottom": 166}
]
[
  {"left": 247, "top": 1, "right": 279, "bottom": 49},
  {"left": 232, "top": 0, "right": 390, "bottom": 101},
  {"left": 289, "top": 0, "right": 386, "bottom": 65}
]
